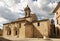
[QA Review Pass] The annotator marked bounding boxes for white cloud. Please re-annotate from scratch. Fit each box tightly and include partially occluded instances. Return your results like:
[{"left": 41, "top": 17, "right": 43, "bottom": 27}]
[
  {"left": 0, "top": 17, "right": 8, "bottom": 23},
  {"left": 0, "top": 0, "right": 59, "bottom": 29},
  {"left": 0, "top": 17, "right": 9, "bottom": 29},
  {"left": 27, "top": 0, "right": 59, "bottom": 19}
]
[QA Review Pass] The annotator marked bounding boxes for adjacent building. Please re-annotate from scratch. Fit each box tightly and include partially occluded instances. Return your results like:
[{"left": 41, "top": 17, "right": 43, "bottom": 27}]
[{"left": 53, "top": 2, "right": 60, "bottom": 38}]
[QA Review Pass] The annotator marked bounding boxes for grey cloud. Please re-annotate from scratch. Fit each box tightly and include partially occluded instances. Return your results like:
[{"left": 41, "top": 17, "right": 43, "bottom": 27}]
[
  {"left": 0, "top": 6, "right": 24, "bottom": 21},
  {"left": 0, "top": 0, "right": 59, "bottom": 21},
  {"left": 0, "top": 0, "right": 60, "bottom": 29},
  {"left": 27, "top": 0, "right": 60, "bottom": 19}
]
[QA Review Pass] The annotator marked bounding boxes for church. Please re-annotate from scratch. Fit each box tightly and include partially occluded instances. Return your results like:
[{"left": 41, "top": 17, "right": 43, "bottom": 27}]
[{"left": 3, "top": 5, "right": 51, "bottom": 38}]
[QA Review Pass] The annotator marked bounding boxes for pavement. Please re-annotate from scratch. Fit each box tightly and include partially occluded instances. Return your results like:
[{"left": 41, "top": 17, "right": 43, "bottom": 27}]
[
  {"left": 0, "top": 37, "right": 11, "bottom": 41},
  {"left": 0, "top": 37, "right": 60, "bottom": 41}
]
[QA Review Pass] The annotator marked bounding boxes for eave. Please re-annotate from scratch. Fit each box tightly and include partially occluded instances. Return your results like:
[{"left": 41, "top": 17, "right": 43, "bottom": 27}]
[{"left": 53, "top": 2, "right": 60, "bottom": 13}]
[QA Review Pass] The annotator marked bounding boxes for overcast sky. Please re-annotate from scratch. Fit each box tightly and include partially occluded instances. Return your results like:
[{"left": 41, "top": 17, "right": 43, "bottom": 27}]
[{"left": 0, "top": 0, "right": 60, "bottom": 29}]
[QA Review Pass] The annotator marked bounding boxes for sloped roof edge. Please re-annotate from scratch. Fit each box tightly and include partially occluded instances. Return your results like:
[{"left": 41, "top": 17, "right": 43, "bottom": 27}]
[{"left": 53, "top": 2, "right": 60, "bottom": 13}]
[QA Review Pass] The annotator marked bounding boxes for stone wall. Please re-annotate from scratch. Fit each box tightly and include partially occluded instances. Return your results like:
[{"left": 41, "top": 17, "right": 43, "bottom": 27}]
[
  {"left": 25, "top": 23, "right": 33, "bottom": 38},
  {"left": 3, "top": 19, "right": 50, "bottom": 38},
  {"left": 19, "top": 23, "right": 25, "bottom": 38},
  {"left": 3, "top": 22, "right": 20, "bottom": 38},
  {"left": 54, "top": 7, "right": 60, "bottom": 37},
  {"left": 33, "top": 20, "right": 50, "bottom": 38}
]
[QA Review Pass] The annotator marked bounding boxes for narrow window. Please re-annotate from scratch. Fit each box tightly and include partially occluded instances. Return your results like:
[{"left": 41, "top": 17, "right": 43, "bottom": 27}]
[
  {"left": 57, "top": 20, "right": 58, "bottom": 24},
  {"left": 57, "top": 27, "right": 59, "bottom": 35},
  {"left": 25, "top": 12, "right": 27, "bottom": 17},
  {"left": 54, "top": 26, "right": 56, "bottom": 34},
  {"left": 56, "top": 12, "right": 58, "bottom": 15},
  {"left": 37, "top": 22, "right": 40, "bottom": 26},
  {"left": 15, "top": 30, "right": 18, "bottom": 35}
]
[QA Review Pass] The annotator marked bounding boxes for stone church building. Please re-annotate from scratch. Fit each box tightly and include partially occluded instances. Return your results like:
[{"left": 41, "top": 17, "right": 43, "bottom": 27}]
[{"left": 3, "top": 5, "right": 51, "bottom": 38}]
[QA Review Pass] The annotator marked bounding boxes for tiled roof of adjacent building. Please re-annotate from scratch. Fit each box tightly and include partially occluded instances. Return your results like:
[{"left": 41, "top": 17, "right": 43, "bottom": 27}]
[{"left": 53, "top": 2, "right": 60, "bottom": 13}]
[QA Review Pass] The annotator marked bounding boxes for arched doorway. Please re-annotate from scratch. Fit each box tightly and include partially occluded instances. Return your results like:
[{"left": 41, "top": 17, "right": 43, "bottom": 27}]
[{"left": 57, "top": 27, "right": 59, "bottom": 36}]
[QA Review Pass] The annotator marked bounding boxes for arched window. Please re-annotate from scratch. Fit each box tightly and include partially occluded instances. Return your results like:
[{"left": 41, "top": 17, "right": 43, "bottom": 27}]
[
  {"left": 25, "top": 12, "right": 27, "bottom": 17},
  {"left": 14, "top": 27, "right": 18, "bottom": 36},
  {"left": 37, "top": 22, "right": 40, "bottom": 26},
  {"left": 7, "top": 27, "right": 11, "bottom": 35}
]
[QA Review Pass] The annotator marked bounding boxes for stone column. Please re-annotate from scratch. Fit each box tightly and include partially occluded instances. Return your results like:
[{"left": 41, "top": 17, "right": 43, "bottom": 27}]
[
  {"left": 19, "top": 23, "right": 25, "bottom": 38},
  {"left": 3, "top": 26, "right": 8, "bottom": 37},
  {"left": 11, "top": 28, "right": 14, "bottom": 37},
  {"left": 17, "top": 29, "right": 19, "bottom": 38}
]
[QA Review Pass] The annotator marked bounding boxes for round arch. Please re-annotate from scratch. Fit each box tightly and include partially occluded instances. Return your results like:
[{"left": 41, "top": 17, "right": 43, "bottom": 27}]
[
  {"left": 6, "top": 27, "right": 11, "bottom": 35},
  {"left": 14, "top": 27, "right": 19, "bottom": 36}
]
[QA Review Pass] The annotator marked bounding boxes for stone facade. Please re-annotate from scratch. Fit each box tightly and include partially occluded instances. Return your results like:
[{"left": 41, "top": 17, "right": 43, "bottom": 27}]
[
  {"left": 33, "top": 20, "right": 50, "bottom": 38},
  {"left": 53, "top": 2, "right": 60, "bottom": 38},
  {"left": 3, "top": 5, "right": 51, "bottom": 38}
]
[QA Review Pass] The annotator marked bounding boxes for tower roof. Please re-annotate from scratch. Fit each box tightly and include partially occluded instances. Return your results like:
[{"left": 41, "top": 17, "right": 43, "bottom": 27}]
[{"left": 24, "top": 5, "right": 31, "bottom": 12}]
